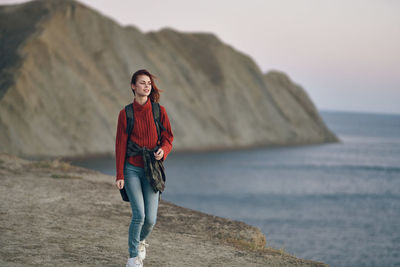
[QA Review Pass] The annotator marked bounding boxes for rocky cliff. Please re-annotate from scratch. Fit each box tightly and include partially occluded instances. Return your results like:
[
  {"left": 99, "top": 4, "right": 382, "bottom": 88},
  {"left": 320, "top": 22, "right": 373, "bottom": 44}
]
[{"left": 0, "top": 0, "right": 338, "bottom": 157}]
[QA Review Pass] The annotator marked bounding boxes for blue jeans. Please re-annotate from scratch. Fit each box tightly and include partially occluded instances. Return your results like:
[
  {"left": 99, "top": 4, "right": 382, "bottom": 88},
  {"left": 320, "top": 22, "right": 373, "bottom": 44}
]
[{"left": 123, "top": 162, "right": 159, "bottom": 258}]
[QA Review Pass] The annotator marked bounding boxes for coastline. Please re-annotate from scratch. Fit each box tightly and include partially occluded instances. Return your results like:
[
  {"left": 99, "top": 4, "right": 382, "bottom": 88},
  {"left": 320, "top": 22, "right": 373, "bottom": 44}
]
[
  {"left": 0, "top": 153, "right": 328, "bottom": 266},
  {"left": 19, "top": 138, "right": 340, "bottom": 163}
]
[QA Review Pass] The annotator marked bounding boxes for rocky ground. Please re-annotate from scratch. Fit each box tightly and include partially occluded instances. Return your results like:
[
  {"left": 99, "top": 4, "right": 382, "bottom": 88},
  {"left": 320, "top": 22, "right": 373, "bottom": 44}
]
[{"left": 0, "top": 153, "right": 328, "bottom": 266}]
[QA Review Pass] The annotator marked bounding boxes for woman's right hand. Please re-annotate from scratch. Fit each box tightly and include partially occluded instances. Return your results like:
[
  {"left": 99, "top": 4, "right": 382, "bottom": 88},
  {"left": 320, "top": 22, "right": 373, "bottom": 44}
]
[{"left": 115, "top": 179, "right": 124, "bottom": 189}]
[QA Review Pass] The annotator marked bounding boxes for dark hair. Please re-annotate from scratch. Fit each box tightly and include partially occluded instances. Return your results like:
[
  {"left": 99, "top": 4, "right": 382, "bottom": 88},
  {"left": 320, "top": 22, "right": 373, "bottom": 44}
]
[{"left": 130, "top": 69, "right": 162, "bottom": 103}]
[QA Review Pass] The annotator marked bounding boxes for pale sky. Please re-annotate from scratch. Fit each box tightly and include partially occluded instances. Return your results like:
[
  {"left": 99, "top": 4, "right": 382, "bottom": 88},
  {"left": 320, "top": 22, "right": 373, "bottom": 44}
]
[{"left": 2, "top": 0, "right": 400, "bottom": 114}]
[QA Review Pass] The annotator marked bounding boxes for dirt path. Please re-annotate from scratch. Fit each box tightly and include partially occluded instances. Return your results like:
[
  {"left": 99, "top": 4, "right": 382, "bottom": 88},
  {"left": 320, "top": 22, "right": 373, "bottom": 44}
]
[{"left": 0, "top": 153, "right": 328, "bottom": 266}]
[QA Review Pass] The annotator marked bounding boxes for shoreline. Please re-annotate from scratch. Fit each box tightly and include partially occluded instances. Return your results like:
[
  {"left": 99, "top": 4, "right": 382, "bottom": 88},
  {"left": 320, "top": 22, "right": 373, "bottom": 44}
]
[
  {"left": 18, "top": 138, "right": 341, "bottom": 163},
  {"left": 0, "top": 153, "right": 328, "bottom": 266}
]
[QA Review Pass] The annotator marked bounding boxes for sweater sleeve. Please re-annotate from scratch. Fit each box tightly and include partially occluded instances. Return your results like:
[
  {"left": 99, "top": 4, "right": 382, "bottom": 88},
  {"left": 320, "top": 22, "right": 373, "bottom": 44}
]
[
  {"left": 115, "top": 109, "right": 128, "bottom": 181},
  {"left": 159, "top": 105, "right": 174, "bottom": 161}
]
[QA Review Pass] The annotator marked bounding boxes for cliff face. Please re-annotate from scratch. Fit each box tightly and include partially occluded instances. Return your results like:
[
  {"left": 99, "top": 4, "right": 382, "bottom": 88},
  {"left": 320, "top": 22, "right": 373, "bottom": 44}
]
[{"left": 0, "top": 0, "right": 338, "bottom": 157}]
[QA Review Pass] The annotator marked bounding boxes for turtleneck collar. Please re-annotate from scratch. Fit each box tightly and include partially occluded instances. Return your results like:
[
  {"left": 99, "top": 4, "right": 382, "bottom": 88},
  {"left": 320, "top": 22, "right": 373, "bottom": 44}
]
[{"left": 133, "top": 97, "right": 151, "bottom": 112}]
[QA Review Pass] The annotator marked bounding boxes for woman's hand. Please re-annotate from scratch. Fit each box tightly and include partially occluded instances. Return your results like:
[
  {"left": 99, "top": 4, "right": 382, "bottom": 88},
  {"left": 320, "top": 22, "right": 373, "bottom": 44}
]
[
  {"left": 115, "top": 179, "right": 124, "bottom": 189},
  {"left": 154, "top": 148, "right": 164, "bottom": 161}
]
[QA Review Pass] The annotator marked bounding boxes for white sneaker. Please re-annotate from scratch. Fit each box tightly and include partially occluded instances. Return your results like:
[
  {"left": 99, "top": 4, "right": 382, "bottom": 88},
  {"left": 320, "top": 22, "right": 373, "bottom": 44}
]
[
  {"left": 126, "top": 256, "right": 143, "bottom": 267},
  {"left": 138, "top": 240, "right": 149, "bottom": 260}
]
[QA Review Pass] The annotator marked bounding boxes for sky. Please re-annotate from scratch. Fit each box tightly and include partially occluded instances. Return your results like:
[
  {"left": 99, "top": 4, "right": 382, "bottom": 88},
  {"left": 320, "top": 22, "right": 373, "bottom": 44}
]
[{"left": 2, "top": 0, "right": 400, "bottom": 114}]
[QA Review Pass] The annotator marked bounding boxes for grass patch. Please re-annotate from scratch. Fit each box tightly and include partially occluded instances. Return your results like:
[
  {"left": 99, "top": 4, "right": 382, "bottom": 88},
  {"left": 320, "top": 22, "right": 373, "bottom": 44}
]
[
  {"left": 221, "top": 237, "right": 296, "bottom": 258},
  {"left": 266, "top": 245, "right": 297, "bottom": 257},
  {"left": 29, "top": 159, "right": 73, "bottom": 171},
  {"left": 50, "top": 174, "right": 82, "bottom": 179},
  {"left": 223, "top": 237, "right": 264, "bottom": 251}
]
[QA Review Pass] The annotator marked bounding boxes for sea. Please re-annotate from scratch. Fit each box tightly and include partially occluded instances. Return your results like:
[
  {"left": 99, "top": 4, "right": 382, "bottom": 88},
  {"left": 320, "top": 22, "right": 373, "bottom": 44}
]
[{"left": 70, "top": 111, "right": 400, "bottom": 267}]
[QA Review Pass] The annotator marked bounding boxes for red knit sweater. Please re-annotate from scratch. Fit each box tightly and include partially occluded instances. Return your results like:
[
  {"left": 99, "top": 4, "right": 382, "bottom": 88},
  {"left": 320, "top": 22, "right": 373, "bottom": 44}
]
[{"left": 115, "top": 98, "right": 173, "bottom": 181}]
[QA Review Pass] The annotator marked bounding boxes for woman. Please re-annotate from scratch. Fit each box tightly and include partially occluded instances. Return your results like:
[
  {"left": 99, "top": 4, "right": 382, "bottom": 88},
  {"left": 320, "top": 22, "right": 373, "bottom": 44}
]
[{"left": 115, "top": 69, "right": 173, "bottom": 267}]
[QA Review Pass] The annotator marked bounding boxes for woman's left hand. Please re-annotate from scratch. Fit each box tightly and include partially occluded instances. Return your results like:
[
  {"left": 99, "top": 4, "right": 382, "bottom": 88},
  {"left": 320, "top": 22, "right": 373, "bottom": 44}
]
[{"left": 154, "top": 148, "right": 164, "bottom": 160}]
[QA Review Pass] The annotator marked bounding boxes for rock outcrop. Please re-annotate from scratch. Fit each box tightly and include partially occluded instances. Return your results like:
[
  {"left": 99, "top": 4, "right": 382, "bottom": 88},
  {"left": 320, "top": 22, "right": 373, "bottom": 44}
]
[{"left": 0, "top": 0, "right": 338, "bottom": 157}]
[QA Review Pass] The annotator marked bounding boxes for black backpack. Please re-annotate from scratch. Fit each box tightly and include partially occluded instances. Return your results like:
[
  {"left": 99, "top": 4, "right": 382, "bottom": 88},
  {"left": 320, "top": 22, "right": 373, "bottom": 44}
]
[{"left": 119, "top": 101, "right": 166, "bottom": 202}]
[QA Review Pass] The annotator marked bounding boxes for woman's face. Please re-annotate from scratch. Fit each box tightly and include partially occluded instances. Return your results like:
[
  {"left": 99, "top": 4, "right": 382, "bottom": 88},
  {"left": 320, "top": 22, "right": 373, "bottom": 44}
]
[{"left": 132, "top": 75, "right": 152, "bottom": 97}]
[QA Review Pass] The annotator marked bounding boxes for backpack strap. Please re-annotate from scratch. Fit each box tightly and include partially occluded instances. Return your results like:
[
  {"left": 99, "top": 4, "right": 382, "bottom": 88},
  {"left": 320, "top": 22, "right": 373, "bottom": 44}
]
[
  {"left": 151, "top": 102, "right": 166, "bottom": 145},
  {"left": 124, "top": 103, "right": 134, "bottom": 138}
]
